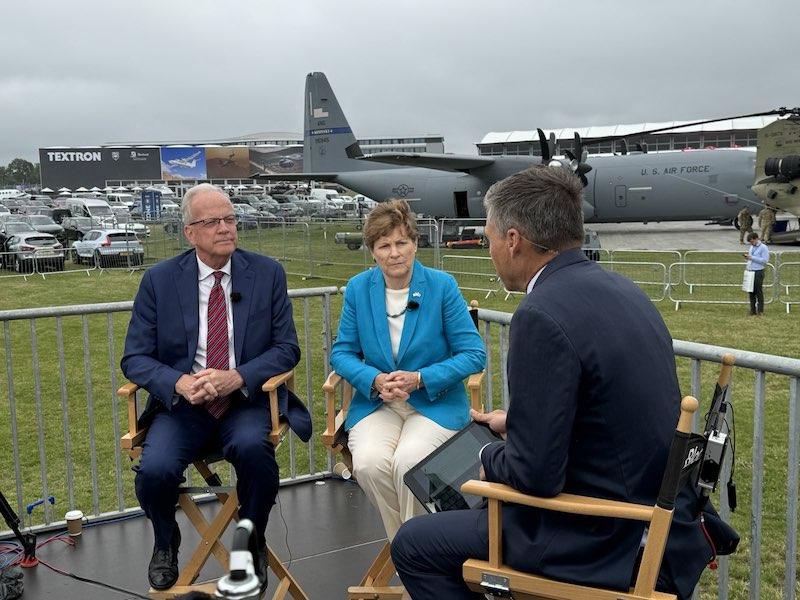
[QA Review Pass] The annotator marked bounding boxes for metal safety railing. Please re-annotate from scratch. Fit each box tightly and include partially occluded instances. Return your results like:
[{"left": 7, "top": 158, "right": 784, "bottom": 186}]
[
  {"left": 668, "top": 262, "right": 778, "bottom": 310},
  {"left": 2, "top": 290, "right": 798, "bottom": 598}
]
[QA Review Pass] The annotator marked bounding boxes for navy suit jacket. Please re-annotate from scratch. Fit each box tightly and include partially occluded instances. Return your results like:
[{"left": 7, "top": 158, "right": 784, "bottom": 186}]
[
  {"left": 480, "top": 248, "right": 708, "bottom": 595},
  {"left": 121, "top": 248, "right": 311, "bottom": 442}
]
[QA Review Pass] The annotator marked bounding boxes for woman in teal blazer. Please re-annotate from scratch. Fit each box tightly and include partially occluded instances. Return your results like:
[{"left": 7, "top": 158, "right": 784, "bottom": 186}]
[{"left": 330, "top": 200, "right": 486, "bottom": 539}]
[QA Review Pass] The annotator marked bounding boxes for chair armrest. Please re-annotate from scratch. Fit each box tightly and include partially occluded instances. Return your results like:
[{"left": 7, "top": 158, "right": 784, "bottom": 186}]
[
  {"left": 467, "top": 371, "right": 485, "bottom": 413},
  {"left": 460, "top": 480, "right": 654, "bottom": 522},
  {"left": 321, "top": 370, "right": 352, "bottom": 450},
  {"left": 118, "top": 382, "right": 147, "bottom": 455},
  {"left": 261, "top": 370, "right": 295, "bottom": 393},
  {"left": 261, "top": 370, "right": 294, "bottom": 446}
]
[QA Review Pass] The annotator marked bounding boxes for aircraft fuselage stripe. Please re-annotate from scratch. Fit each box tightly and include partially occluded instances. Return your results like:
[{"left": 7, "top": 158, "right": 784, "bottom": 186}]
[{"left": 308, "top": 127, "right": 352, "bottom": 136}]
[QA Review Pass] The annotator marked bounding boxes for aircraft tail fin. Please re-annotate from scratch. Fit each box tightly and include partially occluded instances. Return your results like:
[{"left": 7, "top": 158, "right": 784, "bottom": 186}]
[{"left": 304, "top": 72, "right": 372, "bottom": 173}]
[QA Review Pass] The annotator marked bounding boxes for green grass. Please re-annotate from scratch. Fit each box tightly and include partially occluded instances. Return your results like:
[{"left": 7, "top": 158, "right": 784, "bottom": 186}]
[{"left": 1, "top": 231, "right": 798, "bottom": 599}]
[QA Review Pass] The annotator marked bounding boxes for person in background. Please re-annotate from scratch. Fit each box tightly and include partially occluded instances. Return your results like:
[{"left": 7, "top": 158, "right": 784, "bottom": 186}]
[
  {"left": 330, "top": 199, "right": 486, "bottom": 541},
  {"left": 744, "top": 231, "right": 769, "bottom": 316},
  {"left": 736, "top": 207, "right": 753, "bottom": 244},
  {"left": 758, "top": 205, "right": 776, "bottom": 244}
]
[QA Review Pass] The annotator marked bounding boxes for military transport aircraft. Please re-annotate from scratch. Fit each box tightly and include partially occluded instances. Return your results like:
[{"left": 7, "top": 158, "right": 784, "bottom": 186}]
[{"left": 257, "top": 72, "right": 797, "bottom": 227}]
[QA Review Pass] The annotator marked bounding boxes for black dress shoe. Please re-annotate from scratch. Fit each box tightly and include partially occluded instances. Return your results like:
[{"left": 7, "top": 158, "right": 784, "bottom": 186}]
[{"left": 148, "top": 527, "right": 181, "bottom": 590}]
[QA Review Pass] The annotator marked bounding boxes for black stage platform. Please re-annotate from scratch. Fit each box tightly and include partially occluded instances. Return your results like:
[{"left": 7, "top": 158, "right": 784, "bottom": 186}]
[{"left": 13, "top": 478, "right": 393, "bottom": 599}]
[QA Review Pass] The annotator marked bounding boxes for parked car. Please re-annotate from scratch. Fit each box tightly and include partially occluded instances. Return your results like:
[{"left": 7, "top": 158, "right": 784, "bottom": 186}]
[
  {"left": 72, "top": 229, "right": 145, "bottom": 267},
  {"left": 6, "top": 231, "right": 65, "bottom": 273},
  {"left": 21, "top": 215, "right": 65, "bottom": 238},
  {"left": 113, "top": 213, "right": 151, "bottom": 237},
  {"left": 61, "top": 216, "right": 95, "bottom": 243},
  {"left": 3, "top": 199, "right": 25, "bottom": 214},
  {"left": 0, "top": 204, "right": 9, "bottom": 216},
  {"left": 0, "top": 221, "right": 36, "bottom": 266},
  {"left": 232, "top": 204, "right": 259, "bottom": 230}
]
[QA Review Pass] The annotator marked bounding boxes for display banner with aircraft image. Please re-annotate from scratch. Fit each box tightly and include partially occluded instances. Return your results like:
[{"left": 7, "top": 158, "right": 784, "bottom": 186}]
[
  {"left": 249, "top": 146, "right": 304, "bottom": 175},
  {"left": 206, "top": 146, "right": 250, "bottom": 179},
  {"left": 161, "top": 147, "right": 208, "bottom": 180}
]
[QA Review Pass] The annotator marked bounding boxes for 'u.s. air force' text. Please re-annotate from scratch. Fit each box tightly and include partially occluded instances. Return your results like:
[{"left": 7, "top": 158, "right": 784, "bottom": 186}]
[{"left": 642, "top": 165, "right": 711, "bottom": 176}]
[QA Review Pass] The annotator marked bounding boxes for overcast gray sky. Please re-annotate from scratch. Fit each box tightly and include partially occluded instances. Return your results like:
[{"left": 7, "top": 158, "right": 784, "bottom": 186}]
[{"left": 2, "top": 0, "right": 798, "bottom": 165}]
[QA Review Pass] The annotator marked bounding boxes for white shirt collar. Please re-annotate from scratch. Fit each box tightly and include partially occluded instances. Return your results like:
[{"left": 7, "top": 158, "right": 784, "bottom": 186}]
[
  {"left": 196, "top": 254, "right": 232, "bottom": 281},
  {"left": 526, "top": 264, "right": 548, "bottom": 294}
]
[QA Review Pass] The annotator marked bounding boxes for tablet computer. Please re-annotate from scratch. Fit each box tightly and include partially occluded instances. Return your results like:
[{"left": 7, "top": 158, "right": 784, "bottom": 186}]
[{"left": 403, "top": 421, "right": 502, "bottom": 513}]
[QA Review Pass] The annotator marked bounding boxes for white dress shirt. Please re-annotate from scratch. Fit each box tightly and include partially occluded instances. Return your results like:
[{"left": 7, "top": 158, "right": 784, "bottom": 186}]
[{"left": 193, "top": 255, "right": 235, "bottom": 374}]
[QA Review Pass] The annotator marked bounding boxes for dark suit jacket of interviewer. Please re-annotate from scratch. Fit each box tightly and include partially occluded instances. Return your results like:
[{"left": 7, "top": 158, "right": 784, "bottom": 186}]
[
  {"left": 121, "top": 248, "right": 311, "bottom": 442},
  {"left": 480, "top": 248, "right": 703, "bottom": 594}
]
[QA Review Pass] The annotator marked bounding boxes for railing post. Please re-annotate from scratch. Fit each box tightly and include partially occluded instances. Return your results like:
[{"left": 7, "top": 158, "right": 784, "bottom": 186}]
[
  {"left": 750, "top": 370, "right": 766, "bottom": 600},
  {"left": 785, "top": 377, "right": 799, "bottom": 600}
]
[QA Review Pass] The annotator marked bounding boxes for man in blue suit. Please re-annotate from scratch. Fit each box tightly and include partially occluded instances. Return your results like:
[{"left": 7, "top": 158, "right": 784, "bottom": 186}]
[
  {"left": 121, "top": 184, "right": 311, "bottom": 590},
  {"left": 392, "top": 167, "right": 711, "bottom": 599}
]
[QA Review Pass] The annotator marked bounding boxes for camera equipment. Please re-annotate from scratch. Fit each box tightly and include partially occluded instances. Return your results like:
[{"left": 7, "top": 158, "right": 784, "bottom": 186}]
[
  {"left": 0, "top": 489, "right": 37, "bottom": 568},
  {"left": 215, "top": 519, "right": 262, "bottom": 599},
  {"left": 696, "top": 355, "right": 736, "bottom": 510}
]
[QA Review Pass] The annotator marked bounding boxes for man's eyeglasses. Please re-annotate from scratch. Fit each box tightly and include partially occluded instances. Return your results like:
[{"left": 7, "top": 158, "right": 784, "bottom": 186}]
[{"left": 188, "top": 215, "right": 238, "bottom": 229}]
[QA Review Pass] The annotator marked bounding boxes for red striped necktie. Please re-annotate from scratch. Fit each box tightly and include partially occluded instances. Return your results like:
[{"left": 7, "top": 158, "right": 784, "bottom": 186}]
[{"left": 205, "top": 271, "right": 231, "bottom": 418}]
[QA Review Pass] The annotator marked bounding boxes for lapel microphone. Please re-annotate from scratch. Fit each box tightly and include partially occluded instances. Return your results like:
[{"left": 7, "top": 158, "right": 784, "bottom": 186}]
[
  {"left": 407, "top": 300, "right": 419, "bottom": 310},
  {"left": 230, "top": 292, "right": 242, "bottom": 303}
]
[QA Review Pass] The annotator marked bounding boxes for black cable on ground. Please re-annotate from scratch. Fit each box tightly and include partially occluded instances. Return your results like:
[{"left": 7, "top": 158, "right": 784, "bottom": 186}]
[{"left": 37, "top": 558, "right": 152, "bottom": 600}]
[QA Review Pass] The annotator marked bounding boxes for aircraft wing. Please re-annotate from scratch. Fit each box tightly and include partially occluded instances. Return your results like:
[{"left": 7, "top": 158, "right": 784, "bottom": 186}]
[
  {"left": 251, "top": 172, "right": 339, "bottom": 182},
  {"left": 358, "top": 152, "right": 495, "bottom": 173}
]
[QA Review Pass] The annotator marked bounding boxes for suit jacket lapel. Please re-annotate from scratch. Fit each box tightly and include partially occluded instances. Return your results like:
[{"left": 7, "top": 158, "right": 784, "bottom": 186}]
[
  {"left": 231, "top": 250, "right": 254, "bottom": 365},
  {"left": 396, "top": 261, "right": 426, "bottom": 364},
  {"left": 175, "top": 251, "right": 200, "bottom": 364},
  {"left": 369, "top": 268, "right": 395, "bottom": 369}
]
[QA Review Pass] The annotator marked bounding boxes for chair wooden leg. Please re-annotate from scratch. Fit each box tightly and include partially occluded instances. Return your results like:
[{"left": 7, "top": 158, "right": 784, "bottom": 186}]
[
  {"left": 348, "top": 541, "right": 405, "bottom": 599},
  {"left": 148, "top": 582, "right": 217, "bottom": 598},
  {"left": 267, "top": 545, "right": 310, "bottom": 600},
  {"left": 176, "top": 492, "right": 239, "bottom": 585}
]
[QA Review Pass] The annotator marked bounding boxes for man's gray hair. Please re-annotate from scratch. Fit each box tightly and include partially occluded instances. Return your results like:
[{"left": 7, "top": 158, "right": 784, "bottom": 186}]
[
  {"left": 483, "top": 166, "right": 584, "bottom": 251},
  {"left": 181, "top": 183, "right": 231, "bottom": 225}
]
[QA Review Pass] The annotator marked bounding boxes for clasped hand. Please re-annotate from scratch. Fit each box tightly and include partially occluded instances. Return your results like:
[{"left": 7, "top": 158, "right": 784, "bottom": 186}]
[
  {"left": 374, "top": 370, "right": 419, "bottom": 402},
  {"left": 175, "top": 369, "right": 244, "bottom": 405}
]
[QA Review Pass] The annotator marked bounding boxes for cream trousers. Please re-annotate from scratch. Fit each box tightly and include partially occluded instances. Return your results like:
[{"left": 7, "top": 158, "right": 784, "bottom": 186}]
[{"left": 348, "top": 401, "right": 456, "bottom": 540}]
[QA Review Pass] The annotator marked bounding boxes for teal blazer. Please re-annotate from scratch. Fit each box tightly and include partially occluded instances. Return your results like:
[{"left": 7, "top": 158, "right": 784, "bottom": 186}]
[{"left": 330, "top": 261, "right": 486, "bottom": 430}]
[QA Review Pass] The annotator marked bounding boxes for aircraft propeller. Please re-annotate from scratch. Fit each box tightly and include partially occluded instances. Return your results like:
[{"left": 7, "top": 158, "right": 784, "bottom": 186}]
[{"left": 563, "top": 132, "right": 592, "bottom": 186}]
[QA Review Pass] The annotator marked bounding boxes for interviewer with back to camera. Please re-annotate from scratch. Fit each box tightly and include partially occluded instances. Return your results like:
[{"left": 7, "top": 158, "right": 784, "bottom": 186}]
[{"left": 330, "top": 199, "right": 486, "bottom": 540}]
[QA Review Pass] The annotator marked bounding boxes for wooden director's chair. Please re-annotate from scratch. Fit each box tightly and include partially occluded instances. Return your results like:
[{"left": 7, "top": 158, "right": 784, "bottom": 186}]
[
  {"left": 322, "top": 370, "right": 485, "bottom": 600},
  {"left": 461, "top": 355, "right": 736, "bottom": 600},
  {"left": 120, "top": 370, "right": 309, "bottom": 600}
]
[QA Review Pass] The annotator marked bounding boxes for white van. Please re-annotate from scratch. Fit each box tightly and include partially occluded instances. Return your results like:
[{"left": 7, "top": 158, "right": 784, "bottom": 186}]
[
  {"left": 0, "top": 189, "right": 25, "bottom": 200},
  {"left": 66, "top": 198, "right": 115, "bottom": 225},
  {"left": 309, "top": 188, "right": 340, "bottom": 202},
  {"left": 106, "top": 193, "right": 136, "bottom": 208}
]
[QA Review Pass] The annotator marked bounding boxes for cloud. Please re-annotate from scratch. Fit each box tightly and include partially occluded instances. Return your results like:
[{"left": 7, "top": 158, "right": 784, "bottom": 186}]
[{"left": 1, "top": 0, "right": 798, "bottom": 164}]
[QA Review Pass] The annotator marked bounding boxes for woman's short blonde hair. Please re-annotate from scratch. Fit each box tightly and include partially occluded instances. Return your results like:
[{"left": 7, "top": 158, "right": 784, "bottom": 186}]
[{"left": 362, "top": 199, "right": 419, "bottom": 250}]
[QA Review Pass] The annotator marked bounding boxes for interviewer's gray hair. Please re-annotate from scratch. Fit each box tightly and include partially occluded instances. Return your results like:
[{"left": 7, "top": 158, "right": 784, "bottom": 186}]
[
  {"left": 483, "top": 166, "right": 584, "bottom": 251},
  {"left": 182, "top": 183, "right": 231, "bottom": 225}
]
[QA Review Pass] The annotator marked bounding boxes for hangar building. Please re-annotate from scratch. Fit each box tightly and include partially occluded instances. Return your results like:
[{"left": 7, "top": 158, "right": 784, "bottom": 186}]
[{"left": 477, "top": 115, "right": 781, "bottom": 156}]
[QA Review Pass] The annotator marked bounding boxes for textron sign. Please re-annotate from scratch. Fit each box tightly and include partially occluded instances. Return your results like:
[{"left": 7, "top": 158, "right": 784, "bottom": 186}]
[
  {"left": 45, "top": 151, "right": 102, "bottom": 162},
  {"left": 39, "top": 147, "right": 162, "bottom": 189}
]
